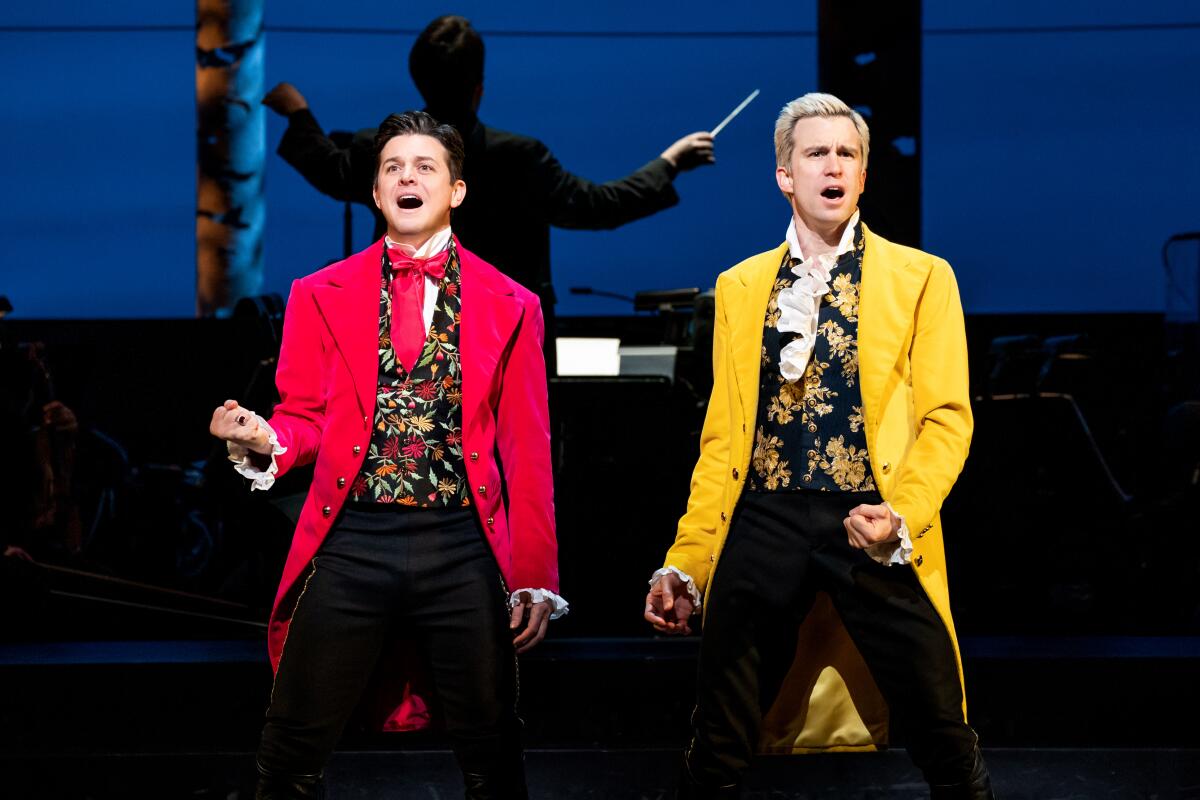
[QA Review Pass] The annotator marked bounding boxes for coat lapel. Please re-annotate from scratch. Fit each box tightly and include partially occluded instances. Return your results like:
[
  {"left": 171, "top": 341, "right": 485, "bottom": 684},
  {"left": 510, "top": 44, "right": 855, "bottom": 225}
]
[
  {"left": 458, "top": 241, "right": 522, "bottom": 433},
  {"left": 310, "top": 239, "right": 385, "bottom": 420},
  {"left": 857, "top": 225, "right": 924, "bottom": 436},
  {"left": 729, "top": 244, "right": 788, "bottom": 427}
]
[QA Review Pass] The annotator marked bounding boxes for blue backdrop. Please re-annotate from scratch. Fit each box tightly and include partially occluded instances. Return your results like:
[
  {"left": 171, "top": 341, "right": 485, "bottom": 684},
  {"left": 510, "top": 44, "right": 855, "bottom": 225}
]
[{"left": 1, "top": 1, "right": 1197, "bottom": 318}]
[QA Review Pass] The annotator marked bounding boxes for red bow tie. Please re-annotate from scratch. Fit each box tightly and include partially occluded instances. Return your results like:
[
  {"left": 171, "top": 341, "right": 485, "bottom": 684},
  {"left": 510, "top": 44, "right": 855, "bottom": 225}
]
[{"left": 387, "top": 247, "right": 450, "bottom": 373}]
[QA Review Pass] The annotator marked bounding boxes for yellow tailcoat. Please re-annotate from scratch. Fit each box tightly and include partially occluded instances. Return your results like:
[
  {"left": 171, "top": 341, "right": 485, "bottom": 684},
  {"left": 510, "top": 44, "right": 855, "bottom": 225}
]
[{"left": 665, "top": 225, "right": 973, "bottom": 753}]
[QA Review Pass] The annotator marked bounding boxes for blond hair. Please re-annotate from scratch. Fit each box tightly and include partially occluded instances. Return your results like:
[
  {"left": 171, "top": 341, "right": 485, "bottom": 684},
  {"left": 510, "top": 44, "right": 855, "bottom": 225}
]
[{"left": 774, "top": 93, "right": 870, "bottom": 169}]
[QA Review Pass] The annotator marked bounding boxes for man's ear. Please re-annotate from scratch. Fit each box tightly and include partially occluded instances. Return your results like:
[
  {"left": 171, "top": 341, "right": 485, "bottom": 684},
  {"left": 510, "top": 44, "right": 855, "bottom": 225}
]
[
  {"left": 776, "top": 166, "right": 793, "bottom": 195},
  {"left": 450, "top": 179, "right": 467, "bottom": 209}
]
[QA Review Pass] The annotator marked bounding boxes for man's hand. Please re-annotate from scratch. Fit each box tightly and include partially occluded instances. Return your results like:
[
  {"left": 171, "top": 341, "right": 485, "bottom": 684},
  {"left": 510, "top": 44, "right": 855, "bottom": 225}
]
[
  {"left": 510, "top": 591, "right": 553, "bottom": 654},
  {"left": 262, "top": 82, "right": 308, "bottom": 117},
  {"left": 3, "top": 545, "right": 33, "bottom": 561},
  {"left": 661, "top": 132, "right": 715, "bottom": 173},
  {"left": 644, "top": 571, "right": 695, "bottom": 635},
  {"left": 209, "top": 399, "right": 273, "bottom": 454},
  {"left": 42, "top": 401, "right": 78, "bottom": 434},
  {"left": 844, "top": 502, "right": 900, "bottom": 550}
]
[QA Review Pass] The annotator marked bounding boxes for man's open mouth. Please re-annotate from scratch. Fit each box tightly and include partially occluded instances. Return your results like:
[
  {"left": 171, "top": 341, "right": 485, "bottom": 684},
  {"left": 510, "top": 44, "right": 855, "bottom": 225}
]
[
  {"left": 820, "top": 187, "right": 845, "bottom": 200},
  {"left": 397, "top": 195, "right": 423, "bottom": 209}
]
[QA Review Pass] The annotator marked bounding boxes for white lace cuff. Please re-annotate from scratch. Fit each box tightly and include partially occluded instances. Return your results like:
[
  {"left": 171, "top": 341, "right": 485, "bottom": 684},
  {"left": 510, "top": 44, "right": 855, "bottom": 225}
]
[
  {"left": 225, "top": 414, "right": 286, "bottom": 491},
  {"left": 650, "top": 566, "right": 702, "bottom": 610},
  {"left": 509, "top": 588, "right": 570, "bottom": 620},
  {"left": 864, "top": 502, "right": 915, "bottom": 566}
]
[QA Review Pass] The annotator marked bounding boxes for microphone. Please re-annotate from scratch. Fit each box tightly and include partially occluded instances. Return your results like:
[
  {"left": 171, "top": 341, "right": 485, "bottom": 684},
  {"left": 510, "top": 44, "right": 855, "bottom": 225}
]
[{"left": 569, "top": 286, "right": 636, "bottom": 304}]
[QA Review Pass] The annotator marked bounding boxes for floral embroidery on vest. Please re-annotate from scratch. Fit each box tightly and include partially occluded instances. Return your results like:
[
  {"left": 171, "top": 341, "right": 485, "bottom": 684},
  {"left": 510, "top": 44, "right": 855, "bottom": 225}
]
[
  {"left": 750, "top": 222, "right": 875, "bottom": 493},
  {"left": 350, "top": 242, "right": 470, "bottom": 507}
]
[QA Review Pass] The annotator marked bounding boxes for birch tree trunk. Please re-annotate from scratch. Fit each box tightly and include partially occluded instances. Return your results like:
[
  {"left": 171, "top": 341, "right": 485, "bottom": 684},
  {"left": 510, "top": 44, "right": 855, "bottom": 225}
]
[{"left": 196, "top": 0, "right": 265, "bottom": 316}]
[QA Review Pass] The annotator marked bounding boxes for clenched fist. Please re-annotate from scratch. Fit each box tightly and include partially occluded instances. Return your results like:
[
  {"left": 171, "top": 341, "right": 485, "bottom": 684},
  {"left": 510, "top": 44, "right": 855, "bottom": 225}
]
[
  {"left": 644, "top": 571, "right": 695, "bottom": 635},
  {"left": 262, "top": 82, "right": 308, "bottom": 117},
  {"left": 843, "top": 502, "right": 901, "bottom": 549},
  {"left": 209, "top": 399, "right": 273, "bottom": 454}
]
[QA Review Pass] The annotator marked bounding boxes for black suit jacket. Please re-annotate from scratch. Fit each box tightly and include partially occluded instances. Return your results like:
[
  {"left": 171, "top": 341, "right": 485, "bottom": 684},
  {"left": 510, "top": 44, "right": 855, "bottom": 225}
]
[{"left": 277, "top": 109, "right": 680, "bottom": 305}]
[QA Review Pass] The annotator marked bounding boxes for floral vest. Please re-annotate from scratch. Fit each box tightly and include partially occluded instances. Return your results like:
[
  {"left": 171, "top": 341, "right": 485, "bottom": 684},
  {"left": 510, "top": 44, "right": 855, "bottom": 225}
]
[
  {"left": 349, "top": 242, "right": 471, "bottom": 507},
  {"left": 748, "top": 222, "right": 875, "bottom": 493}
]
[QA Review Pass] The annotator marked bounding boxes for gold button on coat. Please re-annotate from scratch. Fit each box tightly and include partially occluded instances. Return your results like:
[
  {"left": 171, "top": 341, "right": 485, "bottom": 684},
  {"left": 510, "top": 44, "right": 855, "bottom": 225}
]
[
  {"left": 352, "top": 445, "right": 361, "bottom": 455},
  {"left": 322, "top": 506, "right": 331, "bottom": 517},
  {"left": 486, "top": 517, "right": 494, "bottom": 526},
  {"left": 881, "top": 462, "right": 891, "bottom": 473},
  {"left": 336, "top": 477, "right": 345, "bottom": 488},
  {"left": 470, "top": 452, "right": 479, "bottom": 461},
  {"left": 732, "top": 468, "right": 739, "bottom": 480},
  {"left": 915, "top": 555, "right": 924, "bottom": 567},
  {"left": 478, "top": 486, "right": 487, "bottom": 496}
]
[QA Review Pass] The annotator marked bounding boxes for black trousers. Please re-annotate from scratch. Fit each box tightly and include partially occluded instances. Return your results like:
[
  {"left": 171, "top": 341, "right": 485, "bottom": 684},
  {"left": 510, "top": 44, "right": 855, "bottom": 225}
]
[
  {"left": 257, "top": 505, "right": 521, "bottom": 780},
  {"left": 686, "top": 490, "right": 978, "bottom": 788}
]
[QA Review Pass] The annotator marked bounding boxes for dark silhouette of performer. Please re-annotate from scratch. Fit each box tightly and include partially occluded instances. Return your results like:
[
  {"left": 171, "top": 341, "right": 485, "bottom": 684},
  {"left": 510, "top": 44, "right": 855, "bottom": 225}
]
[
  {"left": 0, "top": 325, "right": 80, "bottom": 560},
  {"left": 262, "top": 14, "right": 714, "bottom": 334}
]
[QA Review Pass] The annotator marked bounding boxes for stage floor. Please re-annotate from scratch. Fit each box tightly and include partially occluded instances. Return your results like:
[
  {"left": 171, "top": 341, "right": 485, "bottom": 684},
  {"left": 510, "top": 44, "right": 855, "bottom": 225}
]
[{"left": 8, "top": 747, "right": 1198, "bottom": 799}]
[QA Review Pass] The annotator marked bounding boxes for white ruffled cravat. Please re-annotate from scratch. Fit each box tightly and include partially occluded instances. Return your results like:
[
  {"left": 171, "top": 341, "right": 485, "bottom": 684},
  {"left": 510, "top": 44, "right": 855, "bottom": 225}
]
[{"left": 776, "top": 211, "right": 859, "bottom": 383}]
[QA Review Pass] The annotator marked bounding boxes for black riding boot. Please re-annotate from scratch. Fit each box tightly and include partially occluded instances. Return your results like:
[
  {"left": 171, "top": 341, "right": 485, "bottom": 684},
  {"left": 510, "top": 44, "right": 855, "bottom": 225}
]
[
  {"left": 929, "top": 746, "right": 996, "bottom": 800},
  {"left": 461, "top": 767, "right": 528, "bottom": 800},
  {"left": 674, "top": 757, "right": 740, "bottom": 800},
  {"left": 459, "top": 738, "right": 529, "bottom": 800},
  {"left": 254, "top": 762, "right": 325, "bottom": 800}
]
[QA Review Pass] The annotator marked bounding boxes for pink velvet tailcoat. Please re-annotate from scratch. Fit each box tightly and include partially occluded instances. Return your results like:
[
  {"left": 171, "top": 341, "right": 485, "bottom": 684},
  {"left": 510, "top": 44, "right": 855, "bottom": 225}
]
[{"left": 263, "top": 237, "right": 557, "bottom": 730}]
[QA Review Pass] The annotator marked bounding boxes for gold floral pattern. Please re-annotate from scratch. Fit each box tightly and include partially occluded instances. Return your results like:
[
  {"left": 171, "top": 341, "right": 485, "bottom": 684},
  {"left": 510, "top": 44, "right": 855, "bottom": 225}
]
[
  {"left": 827, "top": 272, "right": 860, "bottom": 322},
  {"left": 752, "top": 427, "right": 792, "bottom": 490},
  {"left": 822, "top": 435, "right": 874, "bottom": 491},
  {"left": 848, "top": 405, "right": 866, "bottom": 433},
  {"left": 818, "top": 320, "right": 858, "bottom": 386},
  {"left": 764, "top": 277, "right": 793, "bottom": 329},
  {"left": 767, "top": 377, "right": 806, "bottom": 426},
  {"left": 800, "top": 363, "right": 835, "bottom": 429},
  {"left": 749, "top": 221, "right": 873, "bottom": 493}
]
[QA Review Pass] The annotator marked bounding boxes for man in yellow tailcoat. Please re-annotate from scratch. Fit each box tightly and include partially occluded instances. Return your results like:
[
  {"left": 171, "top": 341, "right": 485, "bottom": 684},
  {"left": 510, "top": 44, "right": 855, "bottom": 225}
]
[{"left": 644, "top": 93, "right": 996, "bottom": 799}]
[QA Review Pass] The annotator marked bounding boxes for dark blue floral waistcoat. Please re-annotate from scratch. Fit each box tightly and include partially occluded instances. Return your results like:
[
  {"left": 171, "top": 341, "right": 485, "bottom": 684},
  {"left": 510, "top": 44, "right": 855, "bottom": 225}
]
[{"left": 748, "top": 222, "right": 876, "bottom": 493}]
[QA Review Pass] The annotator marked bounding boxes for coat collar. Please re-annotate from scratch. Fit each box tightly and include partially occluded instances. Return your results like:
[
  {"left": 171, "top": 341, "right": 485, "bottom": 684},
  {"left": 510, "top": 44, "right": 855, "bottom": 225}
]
[
  {"left": 724, "top": 224, "right": 923, "bottom": 432},
  {"left": 310, "top": 238, "right": 386, "bottom": 420},
  {"left": 856, "top": 225, "right": 925, "bottom": 442},
  {"left": 728, "top": 242, "right": 786, "bottom": 423},
  {"left": 307, "top": 237, "right": 522, "bottom": 429},
  {"left": 457, "top": 239, "right": 522, "bottom": 431}
]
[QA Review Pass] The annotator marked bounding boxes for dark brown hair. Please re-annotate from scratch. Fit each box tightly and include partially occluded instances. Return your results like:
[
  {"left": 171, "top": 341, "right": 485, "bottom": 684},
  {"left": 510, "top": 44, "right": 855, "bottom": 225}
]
[
  {"left": 373, "top": 110, "right": 466, "bottom": 183},
  {"left": 408, "top": 15, "right": 484, "bottom": 112}
]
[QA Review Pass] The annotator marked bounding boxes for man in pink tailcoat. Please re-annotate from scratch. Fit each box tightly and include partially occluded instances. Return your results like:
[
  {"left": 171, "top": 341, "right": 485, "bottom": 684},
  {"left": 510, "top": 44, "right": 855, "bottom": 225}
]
[{"left": 210, "top": 110, "right": 563, "bottom": 800}]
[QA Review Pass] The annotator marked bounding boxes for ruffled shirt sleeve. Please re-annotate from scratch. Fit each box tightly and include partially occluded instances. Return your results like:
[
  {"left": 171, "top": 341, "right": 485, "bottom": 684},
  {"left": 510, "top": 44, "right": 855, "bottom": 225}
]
[
  {"left": 649, "top": 566, "right": 703, "bottom": 610},
  {"left": 864, "top": 502, "right": 914, "bottom": 566},
  {"left": 508, "top": 588, "right": 570, "bottom": 619},
  {"left": 225, "top": 413, "right": 286, "bottom": 491}
]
